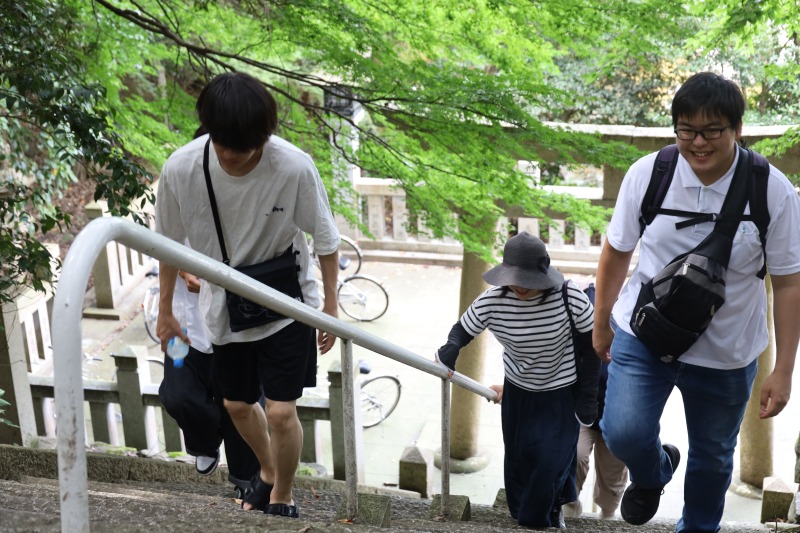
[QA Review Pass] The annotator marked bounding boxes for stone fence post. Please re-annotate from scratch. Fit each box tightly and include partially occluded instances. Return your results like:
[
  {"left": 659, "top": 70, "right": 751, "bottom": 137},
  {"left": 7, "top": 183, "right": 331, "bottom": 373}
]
[
  {"left": 0, "top": 298, "right": 37, "bottom": 446},
  {"left": 328, "top": 360, "right": 364, "bottom": 482}
]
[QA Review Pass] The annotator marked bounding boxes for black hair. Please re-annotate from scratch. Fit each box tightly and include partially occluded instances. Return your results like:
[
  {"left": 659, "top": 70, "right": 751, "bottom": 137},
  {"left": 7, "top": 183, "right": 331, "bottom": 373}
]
[
  {"left": 671, "top": 72, "right": 745, "bottom": 129},
  {"left": 192, "top": 124, "right": 208, "bottom": 140},
  {"left": 195, "top": 72, "right": 278, "bottom": 152}
]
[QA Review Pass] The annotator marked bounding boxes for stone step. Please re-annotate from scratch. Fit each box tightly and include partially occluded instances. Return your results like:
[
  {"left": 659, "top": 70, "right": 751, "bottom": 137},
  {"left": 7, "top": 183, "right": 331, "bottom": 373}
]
[
  {"left": 1, "top": 475, "right": 766, "bottom": 533},
  {"left": 0, "top": 446, "right": 770, "bottom": 533}
]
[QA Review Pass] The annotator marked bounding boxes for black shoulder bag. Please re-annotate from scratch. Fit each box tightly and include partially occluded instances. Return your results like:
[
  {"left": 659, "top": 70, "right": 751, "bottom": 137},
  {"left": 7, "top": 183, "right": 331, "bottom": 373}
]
[
  {"left": 631, "top": 146, "right": 759, "bottom": 362},
  {"left": 202, "top": 139, "right": 304, "bottom": 332},
  {"left": 562, "top": 281, "right": 601, "bottom": 426}
]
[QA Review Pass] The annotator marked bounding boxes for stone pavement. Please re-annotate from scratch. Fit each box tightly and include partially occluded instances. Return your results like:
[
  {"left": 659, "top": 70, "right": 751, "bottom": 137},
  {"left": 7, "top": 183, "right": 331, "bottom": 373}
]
[{"left": 75, "top": 261, "right": 800, "bottom": 529}]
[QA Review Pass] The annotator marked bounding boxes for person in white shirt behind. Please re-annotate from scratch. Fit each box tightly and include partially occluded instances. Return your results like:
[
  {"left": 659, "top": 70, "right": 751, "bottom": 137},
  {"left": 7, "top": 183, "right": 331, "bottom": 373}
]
[{"left": 158, "top": 269, "right": 260, "bottom": 497}]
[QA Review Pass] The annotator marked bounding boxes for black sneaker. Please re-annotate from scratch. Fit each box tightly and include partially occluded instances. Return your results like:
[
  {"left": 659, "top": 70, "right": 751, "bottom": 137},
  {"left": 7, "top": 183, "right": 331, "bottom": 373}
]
[
  {"left": 195, "top": 449, "right": 220, "bottom": 476},
  {"left": 620, "top": 444, "right": 681, "bottom": 526},
  {"left": 663, "top": 443, "right": 681, "bottom": 473}
]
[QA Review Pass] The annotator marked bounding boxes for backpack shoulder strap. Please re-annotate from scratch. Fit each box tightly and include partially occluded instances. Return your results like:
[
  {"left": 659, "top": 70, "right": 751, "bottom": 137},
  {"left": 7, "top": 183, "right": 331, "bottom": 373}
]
[
  {"left": 562, "top": 281, "right": 575, "bottom": 330},
  {"left": 715, "top": 146, "right": 752, "bottom": 235},
  {"left": 749, "top": 151, "right": 770, "bottom": 278},
  {"left": 639, "top": 144, "right": 680, "bottom": 237},
  {"left": 690, "top": 147, "right": 770, "bottom": 273}
]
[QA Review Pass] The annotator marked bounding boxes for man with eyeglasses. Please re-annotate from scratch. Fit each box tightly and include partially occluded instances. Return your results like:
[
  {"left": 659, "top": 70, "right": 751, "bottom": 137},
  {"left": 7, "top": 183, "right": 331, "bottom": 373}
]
[{"left": 592, "top": 72, "right": 800, "bottom": 532}]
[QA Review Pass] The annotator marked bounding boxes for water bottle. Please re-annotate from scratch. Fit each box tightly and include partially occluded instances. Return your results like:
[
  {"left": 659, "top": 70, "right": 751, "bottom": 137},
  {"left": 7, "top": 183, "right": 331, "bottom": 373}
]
[{"left": 166, "top": 301, "right": 189, "bottom": 368}]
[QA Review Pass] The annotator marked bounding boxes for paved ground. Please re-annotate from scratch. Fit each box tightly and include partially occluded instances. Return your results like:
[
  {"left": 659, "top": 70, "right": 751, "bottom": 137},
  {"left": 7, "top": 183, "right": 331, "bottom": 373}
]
[{"left": 76, "top": 261, "right": 800, "bottom": 528}]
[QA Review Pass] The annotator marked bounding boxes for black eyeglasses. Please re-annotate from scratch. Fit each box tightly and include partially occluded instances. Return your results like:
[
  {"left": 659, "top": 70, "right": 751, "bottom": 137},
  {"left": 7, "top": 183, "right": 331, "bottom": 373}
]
[{"left": 674, "top": 125, "right": 731, "bottom": 141}]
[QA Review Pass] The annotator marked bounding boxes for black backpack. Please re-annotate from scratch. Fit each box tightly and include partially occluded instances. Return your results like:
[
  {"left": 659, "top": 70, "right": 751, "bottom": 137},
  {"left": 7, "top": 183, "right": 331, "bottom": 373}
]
[
  {"left": 630, "top": 144, "right": 770, "bottom": 363},
  {"left": 562, "top": 281, "right": 601, "bottom": 426}
]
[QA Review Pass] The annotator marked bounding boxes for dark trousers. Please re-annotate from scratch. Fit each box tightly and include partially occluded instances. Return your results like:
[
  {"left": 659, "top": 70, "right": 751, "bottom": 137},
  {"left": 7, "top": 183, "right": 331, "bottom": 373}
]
[
  {"left": 501, "top": 378, "right": 579, "bottom": 528},
  {"left": 158, "top": 347, "right": 260, "bottom": 485}
]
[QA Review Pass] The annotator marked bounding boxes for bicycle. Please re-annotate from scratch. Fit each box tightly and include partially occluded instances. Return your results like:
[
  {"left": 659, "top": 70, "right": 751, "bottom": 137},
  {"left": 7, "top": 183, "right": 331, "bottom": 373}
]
[
  {"left": 142, "top": 269, "right": 160, "bottom": 344},
  {"left": 308, "top": 234, "right": 363, "bottom": 276},
  {"left": 336, "top": 235, "right": 363, "bottom": 277},
  {"left": 307, "top": 359, "right": 401, "bottom": 428},
  {"left": 335, "top": 274, "right": 389, "bottom": 322},
  {"left": 309, "top": 235, "right": 389, "bottom": 322},
  {"left": 360, "top": 372, "right": 402, "bottom": 428}
]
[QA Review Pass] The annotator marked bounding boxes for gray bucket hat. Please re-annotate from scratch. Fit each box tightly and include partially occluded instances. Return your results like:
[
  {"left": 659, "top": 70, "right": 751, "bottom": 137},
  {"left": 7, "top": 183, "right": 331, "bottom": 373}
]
[{"left": 482, "top": 232, "right": 564, "bottom": 290}]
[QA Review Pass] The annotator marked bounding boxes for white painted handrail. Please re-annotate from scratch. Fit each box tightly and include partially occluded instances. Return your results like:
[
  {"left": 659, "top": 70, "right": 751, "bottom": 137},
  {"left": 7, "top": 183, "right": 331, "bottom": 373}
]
[{"left": 51, "top": 216, "right": 495, "bottom": 531}]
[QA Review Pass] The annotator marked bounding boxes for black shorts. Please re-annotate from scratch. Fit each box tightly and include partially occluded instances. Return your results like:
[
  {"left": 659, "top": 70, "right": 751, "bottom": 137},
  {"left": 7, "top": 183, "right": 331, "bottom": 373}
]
[{"left": 212, "top": 321, "right": 317, "bottom": 403}]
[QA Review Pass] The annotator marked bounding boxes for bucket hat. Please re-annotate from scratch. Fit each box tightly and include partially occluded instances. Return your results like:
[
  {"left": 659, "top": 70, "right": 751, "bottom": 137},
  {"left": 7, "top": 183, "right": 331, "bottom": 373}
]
[{"left": 482, "top": 232, "right": 564, "bottom": 290}]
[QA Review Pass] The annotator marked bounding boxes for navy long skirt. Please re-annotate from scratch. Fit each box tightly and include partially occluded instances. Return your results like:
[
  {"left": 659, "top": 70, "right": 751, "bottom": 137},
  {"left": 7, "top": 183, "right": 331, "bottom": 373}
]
[{"left": 501, "top": 378, "right": 579, "bottom": 528}]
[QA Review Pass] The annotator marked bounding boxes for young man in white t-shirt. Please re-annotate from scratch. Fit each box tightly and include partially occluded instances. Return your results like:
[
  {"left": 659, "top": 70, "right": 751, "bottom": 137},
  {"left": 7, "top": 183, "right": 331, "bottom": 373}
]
[
  {"left": 593, "top": 72, "right": 800, "bottom": 532},
  {"left": 155, "top": 72, "right": 340, "bottom": 519}
]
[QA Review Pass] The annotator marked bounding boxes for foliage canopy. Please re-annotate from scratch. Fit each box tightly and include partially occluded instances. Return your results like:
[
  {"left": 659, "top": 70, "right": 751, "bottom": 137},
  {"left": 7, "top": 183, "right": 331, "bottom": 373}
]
[{"left": 1, "top": 0, "right": 799, "bottom": 301}]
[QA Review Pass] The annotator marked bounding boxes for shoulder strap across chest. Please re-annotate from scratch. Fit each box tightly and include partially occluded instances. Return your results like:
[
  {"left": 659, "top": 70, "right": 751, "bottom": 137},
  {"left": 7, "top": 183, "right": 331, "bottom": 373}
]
[{"left": 638, "top": 144, "right": 770, "bottom": 278}]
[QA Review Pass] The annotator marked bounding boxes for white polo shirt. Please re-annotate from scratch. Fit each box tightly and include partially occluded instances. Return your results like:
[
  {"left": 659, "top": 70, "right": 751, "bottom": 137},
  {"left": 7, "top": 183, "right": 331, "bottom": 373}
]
[{"left": 607, "top": 149, "right": 800, "bottom": 369}]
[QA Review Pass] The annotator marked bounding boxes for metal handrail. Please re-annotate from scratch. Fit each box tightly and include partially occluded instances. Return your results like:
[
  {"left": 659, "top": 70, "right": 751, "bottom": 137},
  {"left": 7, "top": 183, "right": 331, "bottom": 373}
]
[{"left": 51, "top": 216, "right": 497, "bottom": 532}]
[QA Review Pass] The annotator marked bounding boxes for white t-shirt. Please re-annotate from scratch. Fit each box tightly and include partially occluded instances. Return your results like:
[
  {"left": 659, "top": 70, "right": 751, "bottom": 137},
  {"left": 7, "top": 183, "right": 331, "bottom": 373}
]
[
  {"left": 460, "top": 280, "right": 594, "bottom": 392},
  {"left": 607, "top": 149, "right": 800, "bottom": 369},
  {"left": 155, "top": 134, "right": 340, "bottom": 345}
]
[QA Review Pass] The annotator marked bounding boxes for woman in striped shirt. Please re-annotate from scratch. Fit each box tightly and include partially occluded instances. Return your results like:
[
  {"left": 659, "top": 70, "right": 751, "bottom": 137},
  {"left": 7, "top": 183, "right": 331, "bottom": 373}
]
[{"left": 436, "top": 232, "right": 599, "bottom": 530}]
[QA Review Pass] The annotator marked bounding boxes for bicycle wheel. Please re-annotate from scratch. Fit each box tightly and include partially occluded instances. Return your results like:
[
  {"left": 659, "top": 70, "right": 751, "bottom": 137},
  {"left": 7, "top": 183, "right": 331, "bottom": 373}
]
[
  {"left": 359, "top": 375, "right": 401, "bottom": 428},
  {"left": 338, "top": 236, "right": 362, "bottom": 277},
  {"left": 142, "top": 286, "right": 160, "bottom": 344},
  {"left": 146, "top": 357, "right": 165, "bottom": 385},
  {"left": 338, "top": 274, "right": 389, "bottom": 322}
]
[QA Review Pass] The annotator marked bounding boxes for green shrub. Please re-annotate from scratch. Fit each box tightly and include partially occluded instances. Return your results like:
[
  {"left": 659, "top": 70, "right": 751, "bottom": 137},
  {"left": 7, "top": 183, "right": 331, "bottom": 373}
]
[{"left": 0, "top": 389, "right": 19, "bottom": 428}]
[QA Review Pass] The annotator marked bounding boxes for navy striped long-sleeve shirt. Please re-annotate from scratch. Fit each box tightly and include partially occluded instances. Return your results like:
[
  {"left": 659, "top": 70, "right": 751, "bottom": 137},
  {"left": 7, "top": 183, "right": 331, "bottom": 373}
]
[{"left": 460, "top": 280, "right": 593, "bottom": 392}]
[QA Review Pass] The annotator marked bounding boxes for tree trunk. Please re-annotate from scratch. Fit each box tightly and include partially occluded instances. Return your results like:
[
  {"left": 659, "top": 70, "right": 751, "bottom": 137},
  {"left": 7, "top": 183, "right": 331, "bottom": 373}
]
[{"left": 449, "top": 249, "right": 490, "bottom": 460}]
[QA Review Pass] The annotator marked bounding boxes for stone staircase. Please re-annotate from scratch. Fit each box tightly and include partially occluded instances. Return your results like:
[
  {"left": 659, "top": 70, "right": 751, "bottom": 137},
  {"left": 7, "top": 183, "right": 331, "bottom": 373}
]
[{"left": 0, "top": 446, "right": 774, "bottom": 533}]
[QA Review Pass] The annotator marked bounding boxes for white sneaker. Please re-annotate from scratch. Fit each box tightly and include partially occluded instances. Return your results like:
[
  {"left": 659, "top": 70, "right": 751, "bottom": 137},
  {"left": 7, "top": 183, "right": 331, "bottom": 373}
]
[{"left": 195, "top": 450, "right": 220, "bottom": 476}]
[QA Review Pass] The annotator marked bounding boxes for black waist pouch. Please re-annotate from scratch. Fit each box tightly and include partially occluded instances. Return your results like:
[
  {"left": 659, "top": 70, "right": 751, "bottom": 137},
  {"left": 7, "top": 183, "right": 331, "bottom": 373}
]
[
  {"left": 225, "top": 247, "right": 304, "bottom": 332},
  {"left": 630, "top": 250, "right": 726, "bottom": 363}
]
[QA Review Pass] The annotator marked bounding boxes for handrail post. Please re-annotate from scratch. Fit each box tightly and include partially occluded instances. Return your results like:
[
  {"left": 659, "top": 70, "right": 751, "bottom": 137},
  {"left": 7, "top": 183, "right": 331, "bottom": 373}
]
[
  {"left": 440, "top": 377, "right": 451, "bottom": 518},
  {"left": 52, "top": 220, "right": 118, "bottom": 532},
  {"left": 341, "top": 338, "right": 358, "bottom": 519}
]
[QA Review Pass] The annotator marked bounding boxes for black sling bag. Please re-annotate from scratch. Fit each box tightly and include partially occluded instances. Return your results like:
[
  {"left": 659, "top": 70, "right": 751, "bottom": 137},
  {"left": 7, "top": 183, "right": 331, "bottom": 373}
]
[
  {"left": 202, "top": 139, "right": 303, "bottom": 332},
  {"left": 630, "top": 145, "right": 769, "bottom": 363}
]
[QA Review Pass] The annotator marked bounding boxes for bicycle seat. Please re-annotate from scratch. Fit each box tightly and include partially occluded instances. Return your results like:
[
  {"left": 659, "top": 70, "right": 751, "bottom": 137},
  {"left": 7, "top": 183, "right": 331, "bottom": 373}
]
[
  {"left": 357, "top": 359, "right": 372, "bottom": 375},
  {"left": 339, "top": 256, "right": 352, "bottom": 271}
]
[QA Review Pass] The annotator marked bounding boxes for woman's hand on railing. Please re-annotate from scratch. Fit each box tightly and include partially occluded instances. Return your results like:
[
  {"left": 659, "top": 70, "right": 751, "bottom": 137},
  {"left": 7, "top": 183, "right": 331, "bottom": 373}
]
[
  {"left": 434, "top": 351, "right": 454, "bottom": 379},
  {"left": 488, "top": 384, "right": 503, "bottom": 404}
]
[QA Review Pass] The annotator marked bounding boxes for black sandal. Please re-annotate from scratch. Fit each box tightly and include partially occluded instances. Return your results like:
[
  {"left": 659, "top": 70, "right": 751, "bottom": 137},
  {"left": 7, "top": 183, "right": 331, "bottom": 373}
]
[
  {"left": 241, "top": 476, "right": 273, "bottom": 512},
  {"left": 266, "top": 502, "right": 299, "bottom": 518}
]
